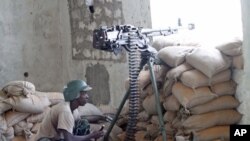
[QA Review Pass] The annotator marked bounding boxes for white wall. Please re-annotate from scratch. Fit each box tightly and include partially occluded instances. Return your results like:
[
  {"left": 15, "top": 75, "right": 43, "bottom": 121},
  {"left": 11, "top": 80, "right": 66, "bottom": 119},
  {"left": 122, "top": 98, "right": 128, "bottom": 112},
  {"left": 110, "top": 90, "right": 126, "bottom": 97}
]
[{"left": 237, "top": 0, "right": 250, "bottom": 124}]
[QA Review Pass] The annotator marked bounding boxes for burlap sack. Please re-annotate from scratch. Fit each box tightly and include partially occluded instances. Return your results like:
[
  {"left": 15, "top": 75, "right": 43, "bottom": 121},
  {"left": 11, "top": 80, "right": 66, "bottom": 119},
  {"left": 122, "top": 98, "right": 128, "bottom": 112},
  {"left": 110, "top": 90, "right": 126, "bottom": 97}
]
[
  {"left": 137, "top": 111, "right": 150, "bottom": 122},
  {"left": 14, "top": 120, "right": 33, "bottom": 136},
  {"left": 152, "top": 31, "right": 202, "bottom": 51},
  {"left": 34, "top": 91, "right": 64, "bottom": 106},
  {"left": 135, "top": 131, "right": 147, "bottom": 141},
  {"left": 26, "top": 107, "right": 50, "bottom": 123},
  {"left": 232, "top": 69, "right": 243, "bottom": 84},
  {"left": 182, "top": 110, "right": 242, "bottom": 130},
  {"left": 142, "top": 94, "right": 164, "bottom": 115},
  {"left": 3, "top": 94, "right": 51, "bottom": 114},
  {"left": 146, "top": 124, "right": 160, "bottom": 139},
  {"left": 186, "top": 47, "right": 231, "bottom": 78},
  {"left": 158, "top": 46, "right": 195, "bottom": 67},
  {"left": 152, "top": 36, "right": 176, "bottom": 51},
  {"left": 163, "top": 111, "right": 177, "bottom": 123},
  {"left": 215, "top": 37, "right": 242, "bottom": 56},
  {"left": 0, "top": 90, "right": 8, "bottom": 100},
  {"left": 192, "top": 126, "right": 229, "bottom": 141},
  {"left": 3, "top": 126, "right": 14, "bottom": 141},
  {"left": 136, "top": 122, "right": 149, "bottom": 130},
  {"left": 163, "top": 79, "right": 174, "bottom": 97},
  {"left": 2, "top": 81, "right": 35, "bottom": 96},
  {"left": 31, "top": 123, "right": 41, "bottom": 133},
  {"left": 150, "top": 115, "right": 159, "bottom": 126},
  {"left": 232, "top": 55, "right": 244, "bottom": 69},
  {"left": 138, "top": 65, "right": 168, "bottom": 90},
  {"left": 180, "top": 69, "right": 231, "bottom": 89},
  {"left": 172, "top": 116, "right": 182, "bottom": 129},
  {"left": 4, "top": 111, "right": 30, "bottom": 127},
  {"left": 11, "top": 136, "right": 26, "bottom": 141},
  {"left": 172, "top": 82, "right": 217, "bottom": 108},
  {"left": 0, "top": 115, "right": 7, "bottom": 133},
  {"left": 210, "top": 80, "right": 237, "bottom": 96},
  {"left": 78, "top": 103, "right": 103, "bottom": 116},
  {"left": 154, "top": 135, "right": 174, "bottom": 141},
  {"left": 166, "top": 62, "right": 193, "bottom": 80},
  {"left": 0, "top": 102, "right": 12, "bottom": 115},
  {"left": 189, "top": 96, "right": 240, "bottom": 114},
  {"left": 163, "top": 95, "right": 181, "bottom": 111},
  {"left": 164, "top": 123, "right": 175, "bottom": 136}
]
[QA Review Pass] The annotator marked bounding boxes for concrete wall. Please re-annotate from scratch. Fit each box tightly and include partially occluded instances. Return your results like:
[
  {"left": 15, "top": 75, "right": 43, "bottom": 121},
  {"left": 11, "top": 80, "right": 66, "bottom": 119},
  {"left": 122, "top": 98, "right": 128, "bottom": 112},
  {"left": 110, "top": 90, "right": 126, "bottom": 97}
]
[
  {"left": 0, "top": 0, "right": 151, "bottom": 107},
  {"left": 237, "top": 0, "right": 250, "bottom": 124}
]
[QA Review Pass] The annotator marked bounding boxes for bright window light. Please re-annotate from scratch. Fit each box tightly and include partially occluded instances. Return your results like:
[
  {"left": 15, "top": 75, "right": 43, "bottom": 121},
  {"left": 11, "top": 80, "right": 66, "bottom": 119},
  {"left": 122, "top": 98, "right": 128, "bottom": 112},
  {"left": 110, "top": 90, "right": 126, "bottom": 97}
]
[{"left": 150, "top": 0, "right": 242, "bottom": 36}]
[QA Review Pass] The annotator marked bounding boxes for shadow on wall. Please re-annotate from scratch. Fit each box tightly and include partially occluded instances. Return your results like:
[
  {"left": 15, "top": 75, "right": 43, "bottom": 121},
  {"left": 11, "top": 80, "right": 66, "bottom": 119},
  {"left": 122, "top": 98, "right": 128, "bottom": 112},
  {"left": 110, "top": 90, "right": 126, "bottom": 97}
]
[{"left": 85, "top": 63, "right": 110, "bottom": 105}]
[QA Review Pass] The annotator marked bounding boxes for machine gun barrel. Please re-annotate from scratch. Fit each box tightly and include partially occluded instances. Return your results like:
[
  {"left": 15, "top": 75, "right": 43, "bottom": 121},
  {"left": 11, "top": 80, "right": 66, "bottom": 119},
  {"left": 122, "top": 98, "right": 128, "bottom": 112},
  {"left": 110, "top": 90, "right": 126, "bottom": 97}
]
[{"left": 141, "top": 28, "right": 177, "bottom": 37}]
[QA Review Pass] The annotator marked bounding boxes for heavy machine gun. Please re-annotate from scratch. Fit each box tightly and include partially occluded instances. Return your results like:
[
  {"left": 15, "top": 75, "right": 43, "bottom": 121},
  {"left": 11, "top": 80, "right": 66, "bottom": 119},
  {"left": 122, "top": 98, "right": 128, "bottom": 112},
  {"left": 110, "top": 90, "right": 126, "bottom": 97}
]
[{"left": 92, "top": 24, "right": 194, "bottom": 141}]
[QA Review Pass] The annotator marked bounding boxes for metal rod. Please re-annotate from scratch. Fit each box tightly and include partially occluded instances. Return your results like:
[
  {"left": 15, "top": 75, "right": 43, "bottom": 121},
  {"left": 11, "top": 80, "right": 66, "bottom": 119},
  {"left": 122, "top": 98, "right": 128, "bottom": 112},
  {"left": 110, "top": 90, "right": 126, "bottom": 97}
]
[
  {"left": 103, "top": 89, "right": 130, "bottom": 141},
  {"left": 148, "top": 57, "right": 167, "bottom": 141}
]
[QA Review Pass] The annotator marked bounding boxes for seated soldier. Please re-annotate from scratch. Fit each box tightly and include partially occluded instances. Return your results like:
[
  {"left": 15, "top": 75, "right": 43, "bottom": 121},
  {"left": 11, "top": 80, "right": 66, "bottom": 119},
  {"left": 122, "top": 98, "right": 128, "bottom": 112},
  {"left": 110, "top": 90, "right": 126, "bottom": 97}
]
[{"left": 33, "top": 80, "right": 104, "bottom": 141}]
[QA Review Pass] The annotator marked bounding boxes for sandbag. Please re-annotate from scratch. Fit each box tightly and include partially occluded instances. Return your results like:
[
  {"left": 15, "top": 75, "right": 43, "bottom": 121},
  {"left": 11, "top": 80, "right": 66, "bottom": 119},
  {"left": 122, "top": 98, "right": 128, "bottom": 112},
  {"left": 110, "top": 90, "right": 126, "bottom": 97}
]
[
  {"left": 158, "top": 46, "right": 195, "bottom": 67},
  {"left": 163, "top": 111, "right": 177, "bottom": 123},
  {"left": 166, "top": 62, "right": 193, "bottom": 80},
  {"left": 182, "top": 110, "right": 242, "bottom": 130},
  {"left": 2, "top": 81, "right": 35, "bottom": 96},
  {"left": 192, "top": 126, "right": 229, "bottom": 141},
  {"left": 146, "top": 124, "right": 160, "bottom": 139},
  {"left": 3, "top": 94, "right": 51, "bottom": 114},
  {"left": 142, "top": 94, "right": 164, "bottom": 115},
  {"left": 172, "top": 82, "right": 217, "bottom": 108},
  {"left": 0, "top": 90, "right": 8, "bottom": 100},
  {"left": 14, "top": 120, "right": 33, "bottom": 136},
  {"left": 11, "top": 136, "right": 26, "bottom": 141},
  {"left": 4, "top": 111, "right": 30, "bottom": 127},
  {"left": 186, "top": 47, "right": 231, "bottom": 78},
  {"left": 31, "top": 123, "right": 41, "bottom": 134},
  {"left": 136, "top": 122, "right": 149, "bottom": 131},
  {"left": 232, "top": 69, "right": 243, "bottom": 84},
  {"left": 0, "top": 102, "right": 12, "bottom": 115},
  {"left": 151, "top": 115, "right": 160, "bottom": 126},
  {"left": 0, "top": 115, "right": 7, "bottom": 133},
  {"left": 210, "top": 80, "right": 237, "bottom": 96},
  {"left": 163, "top": 79, "right": 175, "bottom": 97},
  {"left": 34, "top": 91, "right": 64, "bottom": 106},
  {"left": 152, "top": 31, "right": 202, "bottom": 51},
  {"left": 134, "top": 65, "right": 168, "bottom": 91},
  {"left": 180, "top": 69, "right": 231, "bottom": 89},
  {"left": 163, "top": 95, "right": 181, "bottom": 111},
  {"left": 215, "top": 37, "right": 242, "bottom": 56},
  {"left": 135, "top": 131, "right": 147, "bottom": 141},
  {"left": 78, "top": 103, "right": 103, "bottom": 116},
  {"left": 3, "top": 127, "right": 14, "bottom": 141},
  {"left": 189, "top": 96, "right": 240, "bottom": 114},
  {"left": 137, "top": 111, "right": 150, "bottom": 122},
  {"left": 232, "top": 55, "right": 244, "bottom": 69},
  {"left": 26, "top": 107, "right": 50, "bottom": 123},
  {"left": 154, "top": 135, "right": 174, "bottom": 141}
]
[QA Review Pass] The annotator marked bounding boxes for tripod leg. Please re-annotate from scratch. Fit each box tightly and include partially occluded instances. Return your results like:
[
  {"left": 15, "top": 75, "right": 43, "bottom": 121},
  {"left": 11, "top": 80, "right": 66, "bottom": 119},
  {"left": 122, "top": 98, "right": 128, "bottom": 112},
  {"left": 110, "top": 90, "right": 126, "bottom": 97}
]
[
  {"left": 103, "top": 89, "right": 130, "bottom": 141},
  {"left": 148, "top": 57, "right": 167, "bottom": 141}
]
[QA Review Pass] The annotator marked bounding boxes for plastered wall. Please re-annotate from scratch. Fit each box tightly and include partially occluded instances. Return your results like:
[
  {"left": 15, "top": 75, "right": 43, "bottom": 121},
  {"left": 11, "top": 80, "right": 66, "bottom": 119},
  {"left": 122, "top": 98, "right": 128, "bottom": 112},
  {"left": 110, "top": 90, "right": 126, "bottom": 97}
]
[
  {"left": 0, "top": 0, "right": 152, "bottom": 107},
  {"left": 237, "top": 0, "right": 250, "bottom": 124}
]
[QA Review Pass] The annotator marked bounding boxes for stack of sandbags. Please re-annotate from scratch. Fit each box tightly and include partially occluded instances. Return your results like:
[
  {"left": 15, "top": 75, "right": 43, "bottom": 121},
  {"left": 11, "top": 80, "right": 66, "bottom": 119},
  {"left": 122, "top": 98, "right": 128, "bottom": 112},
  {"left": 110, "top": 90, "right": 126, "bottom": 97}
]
[
  {"left": 117, "top": 36, "right": 243, "bottom": 141},
  {"left": 0, "top": 81, "right": 65, "bottom": 141},
  {"left": 161, "top": 42, "right": 242, "bottom": 140}
]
